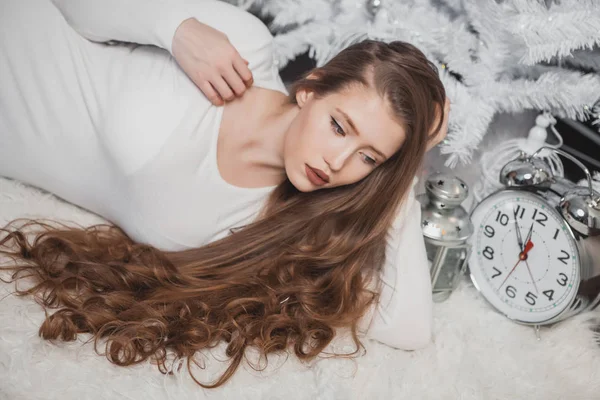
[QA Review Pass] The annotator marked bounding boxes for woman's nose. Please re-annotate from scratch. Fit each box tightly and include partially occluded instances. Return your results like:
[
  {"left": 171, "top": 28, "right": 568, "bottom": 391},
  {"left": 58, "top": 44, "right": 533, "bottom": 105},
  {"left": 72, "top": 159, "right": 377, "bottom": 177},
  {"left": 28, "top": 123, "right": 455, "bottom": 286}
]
[{"left": 325, "top": 147, "right": 351, "bottom": 171}]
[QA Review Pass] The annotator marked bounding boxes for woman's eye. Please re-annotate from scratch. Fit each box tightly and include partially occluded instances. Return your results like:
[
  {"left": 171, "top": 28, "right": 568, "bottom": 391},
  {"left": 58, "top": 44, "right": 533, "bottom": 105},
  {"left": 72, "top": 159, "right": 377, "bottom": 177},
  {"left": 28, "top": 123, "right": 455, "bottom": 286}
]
[
  {"left": 330, "top": 117, "right": 345, "bottom": 136},
  {"left": 330, "top": 116, "right": 377, "bottom": 166},
  {"left": 362, "top": 154, "right": 377, "bottom": 165}
]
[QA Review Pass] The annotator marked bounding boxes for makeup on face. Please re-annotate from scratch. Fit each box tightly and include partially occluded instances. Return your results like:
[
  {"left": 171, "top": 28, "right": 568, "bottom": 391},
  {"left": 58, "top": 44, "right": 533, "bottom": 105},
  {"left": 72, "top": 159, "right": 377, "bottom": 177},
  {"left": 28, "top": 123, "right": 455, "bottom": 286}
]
[
  {"left": 305, "top": 164, "right": 328, "bottom": 186},
  {"left": 289, "top": 85, "right": 406, "bottom": 192},
  {"left": 334, "top": 107, "right": 389, "bottom": 163}
]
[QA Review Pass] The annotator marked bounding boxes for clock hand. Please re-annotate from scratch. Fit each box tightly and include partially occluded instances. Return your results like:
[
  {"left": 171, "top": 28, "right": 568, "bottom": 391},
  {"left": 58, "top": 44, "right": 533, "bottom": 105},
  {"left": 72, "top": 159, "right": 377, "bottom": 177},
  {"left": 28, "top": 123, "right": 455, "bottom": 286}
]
[
  {"left": 499, "top": 257, "right": 522, "bottom": 289},
  {"left": 523, "top": 259, "right": 539, "bottom": 294},
  {"left": 524, "top": 222, "right": 534, "bottom": 248},
  {"left": 513, "top": 206, "right": 524, "bottom": 252},
  {"left": 522, "top": 239, "right": 534, "bottom": 256},
  {"left": 498, "top": 239, "right": 535, "bottom": 290}
]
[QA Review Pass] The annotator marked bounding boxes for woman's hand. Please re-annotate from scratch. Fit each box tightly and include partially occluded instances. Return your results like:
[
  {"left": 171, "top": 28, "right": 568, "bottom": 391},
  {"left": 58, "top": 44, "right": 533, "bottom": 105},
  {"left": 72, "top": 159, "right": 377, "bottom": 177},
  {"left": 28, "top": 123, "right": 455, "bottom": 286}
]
[
  {"left": 171, "top": 18, "right": 254, "bottom": 106},
  {"left": 426, "top": 97, "right": 451, "bottom": 152}
]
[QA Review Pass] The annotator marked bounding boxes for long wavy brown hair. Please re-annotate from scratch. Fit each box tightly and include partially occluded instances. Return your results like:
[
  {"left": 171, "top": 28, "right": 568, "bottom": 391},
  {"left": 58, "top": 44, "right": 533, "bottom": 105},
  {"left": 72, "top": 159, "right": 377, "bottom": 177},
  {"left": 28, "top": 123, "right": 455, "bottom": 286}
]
[{"left": 0, "top": 39, "right": 446, "bottom": 388}]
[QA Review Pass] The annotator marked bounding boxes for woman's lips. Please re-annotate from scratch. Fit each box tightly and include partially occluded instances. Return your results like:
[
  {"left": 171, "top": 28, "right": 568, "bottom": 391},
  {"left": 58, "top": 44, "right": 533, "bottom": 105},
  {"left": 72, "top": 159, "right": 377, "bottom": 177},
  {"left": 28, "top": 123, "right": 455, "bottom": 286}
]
[
  {"left": 305, "top": 164, "right": 328, "bottom": 186},
  {"left": 311, "top": 166, "right": 329, "bottom": 182}
]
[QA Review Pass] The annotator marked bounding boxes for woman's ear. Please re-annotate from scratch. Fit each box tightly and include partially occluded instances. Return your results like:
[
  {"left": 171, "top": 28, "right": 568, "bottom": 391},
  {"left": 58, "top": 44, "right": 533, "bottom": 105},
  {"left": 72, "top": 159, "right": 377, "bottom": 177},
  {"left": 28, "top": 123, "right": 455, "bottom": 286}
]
[
  {"left": 295, "top": 88, "right": 313, "bottom": 108},
  {"left": 295, "top": 71, "right": 320, "bottom": 108}
]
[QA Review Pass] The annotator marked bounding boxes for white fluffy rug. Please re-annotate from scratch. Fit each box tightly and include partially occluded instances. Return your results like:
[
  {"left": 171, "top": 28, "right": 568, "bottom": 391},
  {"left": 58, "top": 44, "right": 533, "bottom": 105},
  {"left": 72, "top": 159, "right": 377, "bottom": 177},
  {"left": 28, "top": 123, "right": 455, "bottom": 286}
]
[{"left": 2, "top": 175, "right": 600, "bottom": 400}]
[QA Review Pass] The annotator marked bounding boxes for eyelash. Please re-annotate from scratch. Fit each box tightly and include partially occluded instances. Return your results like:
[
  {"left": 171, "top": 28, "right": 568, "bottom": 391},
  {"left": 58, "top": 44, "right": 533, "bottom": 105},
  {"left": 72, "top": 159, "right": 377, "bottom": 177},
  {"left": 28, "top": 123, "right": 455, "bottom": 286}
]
[{"left": 329, "top": 117, "right": 377, "bottom": 166}]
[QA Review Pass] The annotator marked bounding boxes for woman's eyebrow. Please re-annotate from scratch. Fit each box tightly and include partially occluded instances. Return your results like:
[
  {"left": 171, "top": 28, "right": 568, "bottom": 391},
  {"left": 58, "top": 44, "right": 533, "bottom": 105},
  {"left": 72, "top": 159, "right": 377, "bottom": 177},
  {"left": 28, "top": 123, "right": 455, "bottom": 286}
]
[{"left": 336, "top": 107, "right": 388, "bottom": 160}]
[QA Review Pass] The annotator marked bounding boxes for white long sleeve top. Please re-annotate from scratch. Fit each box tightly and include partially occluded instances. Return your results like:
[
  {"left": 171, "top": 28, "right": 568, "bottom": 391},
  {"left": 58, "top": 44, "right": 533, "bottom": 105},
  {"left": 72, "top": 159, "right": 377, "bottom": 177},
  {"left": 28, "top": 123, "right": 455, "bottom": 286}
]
[{"left": 0, "top": 0, "right": 433, "bottom": 350}]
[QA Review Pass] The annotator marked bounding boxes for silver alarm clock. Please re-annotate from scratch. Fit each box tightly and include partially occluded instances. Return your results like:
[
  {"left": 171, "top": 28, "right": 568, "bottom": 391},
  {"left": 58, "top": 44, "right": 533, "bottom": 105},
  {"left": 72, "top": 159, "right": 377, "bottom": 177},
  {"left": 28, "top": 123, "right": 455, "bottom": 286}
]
[{"left": 468, "top": 147, "right": 600, "bottom": 327}]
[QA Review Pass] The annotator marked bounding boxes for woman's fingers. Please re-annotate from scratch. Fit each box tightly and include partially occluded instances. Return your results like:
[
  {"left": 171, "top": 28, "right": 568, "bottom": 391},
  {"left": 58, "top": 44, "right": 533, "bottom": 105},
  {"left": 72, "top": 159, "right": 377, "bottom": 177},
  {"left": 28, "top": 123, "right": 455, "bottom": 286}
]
[
  {"left": 199, "top": 80, "right": 224, "bottom": 106},
  {"left": 234, "top": 57, "right": 254, "bottom": 87},
  {"left": 201, "top": 61, "right": 252, "bottom": 106},
  {"left": 219, "top": 56, "right": 253, "bottom": 99},
  {"left": 210, "top": 75, "right": 235, "bottom": 102},
  {"left": 222, "top": 65, "right": 248, "bottom": 97},
  {"left": 171, "top": 19, "right": 256, "bottom": 107},
  {"left": 440, "top": 98, "right": 450, "bottom": 137},
  {"left": 426, "top": 98, "right": 451, "bottom": 152},
  {"left": 439, "top": 99, "right": 450, "bottom": 137},
  {"left": 213, "top": 56, "right": 253, "bottom": 102}
]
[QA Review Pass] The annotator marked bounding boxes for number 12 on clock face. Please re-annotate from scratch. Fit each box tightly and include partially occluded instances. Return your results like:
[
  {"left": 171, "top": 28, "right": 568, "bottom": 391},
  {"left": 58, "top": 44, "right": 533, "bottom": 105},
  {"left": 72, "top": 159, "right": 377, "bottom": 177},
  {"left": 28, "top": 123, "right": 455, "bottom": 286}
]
[{"left": 468, "top": 190, "right": 580, "bottom": 325}]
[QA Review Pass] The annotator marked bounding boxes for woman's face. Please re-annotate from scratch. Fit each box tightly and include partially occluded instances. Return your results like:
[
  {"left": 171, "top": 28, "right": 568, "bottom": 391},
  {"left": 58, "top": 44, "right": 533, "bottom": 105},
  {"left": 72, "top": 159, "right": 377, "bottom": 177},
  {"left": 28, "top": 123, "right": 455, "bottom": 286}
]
[{"left": 283, "top": 83, "right": 406, "bottom": 192}]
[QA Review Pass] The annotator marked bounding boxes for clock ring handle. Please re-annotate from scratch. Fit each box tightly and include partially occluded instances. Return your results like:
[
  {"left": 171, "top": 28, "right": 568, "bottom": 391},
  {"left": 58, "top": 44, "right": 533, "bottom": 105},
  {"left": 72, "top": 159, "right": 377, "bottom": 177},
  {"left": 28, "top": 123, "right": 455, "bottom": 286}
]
[
  {"left": 531, "top": 146, "right": 600, "bottom": 234},
  {"left": 531, "top": 146, "right": 597, "bottom": 201}
]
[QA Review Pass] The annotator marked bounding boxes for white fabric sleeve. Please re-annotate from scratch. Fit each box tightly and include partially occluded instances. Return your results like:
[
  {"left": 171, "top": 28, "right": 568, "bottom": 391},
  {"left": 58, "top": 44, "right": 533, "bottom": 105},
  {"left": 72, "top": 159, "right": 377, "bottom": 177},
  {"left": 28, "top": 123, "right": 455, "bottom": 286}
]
[
  {"left": 50, "top": 0, "right": 275, "bottom": 56},
  {"left": 51, "top": 0, "right": 286, "bottom": 92},
  {"left": 358, "top": 176, "right": 434, "bottom": 350},
  {"left": 50, "top": 0, "right": 194, "bottom": 54}
]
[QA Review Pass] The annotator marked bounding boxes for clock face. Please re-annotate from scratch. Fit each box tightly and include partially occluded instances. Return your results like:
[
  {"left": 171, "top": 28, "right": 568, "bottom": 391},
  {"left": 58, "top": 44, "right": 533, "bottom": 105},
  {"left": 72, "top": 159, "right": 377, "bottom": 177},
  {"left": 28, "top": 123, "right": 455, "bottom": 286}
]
[{"left": 468, "top": 190, "right": 580, "bottom": 324}]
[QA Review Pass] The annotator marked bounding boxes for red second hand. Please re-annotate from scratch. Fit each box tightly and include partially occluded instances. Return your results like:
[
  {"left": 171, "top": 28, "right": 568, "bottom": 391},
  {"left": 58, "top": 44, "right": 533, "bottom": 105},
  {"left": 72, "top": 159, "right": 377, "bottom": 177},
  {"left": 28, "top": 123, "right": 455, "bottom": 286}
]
[{"left": 499, "top": 258, "right": 521, "bottom": 289}]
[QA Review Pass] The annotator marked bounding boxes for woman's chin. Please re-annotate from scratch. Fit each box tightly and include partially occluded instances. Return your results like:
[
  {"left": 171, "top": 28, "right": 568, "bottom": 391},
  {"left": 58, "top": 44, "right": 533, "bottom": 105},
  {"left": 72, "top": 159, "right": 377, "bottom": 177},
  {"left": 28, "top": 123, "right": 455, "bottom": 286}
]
[
  {"left": 291, "top": 180, "right": 312, "bottom": 193},
  {"left": 288, "top": 172, "right": 315, "bottom": 193},
  {"left": 287, "top": 164, "right": 335, "bottom": 192}
]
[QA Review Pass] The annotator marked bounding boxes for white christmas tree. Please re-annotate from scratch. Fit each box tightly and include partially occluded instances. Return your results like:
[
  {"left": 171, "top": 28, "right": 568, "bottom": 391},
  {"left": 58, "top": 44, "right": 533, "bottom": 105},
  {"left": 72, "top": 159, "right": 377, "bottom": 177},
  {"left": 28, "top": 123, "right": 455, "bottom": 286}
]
[{"left": 226, "top": 0, "right": 600, "bottom": 168}]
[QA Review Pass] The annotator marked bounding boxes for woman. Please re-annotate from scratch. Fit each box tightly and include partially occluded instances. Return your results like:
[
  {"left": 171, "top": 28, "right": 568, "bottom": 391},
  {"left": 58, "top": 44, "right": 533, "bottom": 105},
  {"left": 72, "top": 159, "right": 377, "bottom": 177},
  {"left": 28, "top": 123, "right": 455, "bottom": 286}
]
[{"left": 0, "top": 0, "right": 449, "bottom": 389}]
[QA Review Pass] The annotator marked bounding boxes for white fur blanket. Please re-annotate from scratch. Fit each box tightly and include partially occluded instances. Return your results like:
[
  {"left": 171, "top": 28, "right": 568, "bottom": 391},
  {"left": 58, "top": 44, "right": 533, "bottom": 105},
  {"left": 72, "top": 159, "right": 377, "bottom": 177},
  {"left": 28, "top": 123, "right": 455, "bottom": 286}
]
[{"left": 2, "top": 175, "right": 600, "bottom": 400}]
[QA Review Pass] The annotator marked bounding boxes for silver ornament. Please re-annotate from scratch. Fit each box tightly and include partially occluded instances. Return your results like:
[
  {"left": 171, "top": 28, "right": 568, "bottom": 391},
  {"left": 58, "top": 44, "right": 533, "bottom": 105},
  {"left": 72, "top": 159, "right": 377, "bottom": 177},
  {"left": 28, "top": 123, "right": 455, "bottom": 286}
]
[{"left": 366, "top": 0, "right": 382, "bottom": 17}]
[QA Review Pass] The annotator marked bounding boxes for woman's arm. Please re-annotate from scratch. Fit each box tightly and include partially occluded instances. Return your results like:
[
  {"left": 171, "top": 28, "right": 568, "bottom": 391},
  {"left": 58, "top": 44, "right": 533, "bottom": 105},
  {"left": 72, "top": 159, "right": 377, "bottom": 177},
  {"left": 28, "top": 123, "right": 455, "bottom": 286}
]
[
  {"left": 52, "top": 0, "right": 278, "bottom": 105},
  {"left": 51, "top": 0, "right": 274, "bottom": 56},
  {"left": 358, "top": 177, "right": 434, "bottom": 350},
  {"left": 51, "top": 0, "right": 194, "bottom": 54}
]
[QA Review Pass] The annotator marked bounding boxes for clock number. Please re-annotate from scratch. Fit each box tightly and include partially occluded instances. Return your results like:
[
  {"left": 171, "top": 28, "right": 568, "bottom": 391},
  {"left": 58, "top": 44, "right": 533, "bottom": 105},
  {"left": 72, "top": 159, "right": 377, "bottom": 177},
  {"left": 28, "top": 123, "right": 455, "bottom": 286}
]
[
  {"left": 531, "top": 208, "right": 547, "bottom": 227},
  {"left": 543, "top": 289, "right": 555, "bottom": 301},
  {"left": 495, "top": 211, "right": 509, "bottom": 226},
  {"left": 524, "top": 291, "right": 537, "bottom": 306},
  {"left": 513, "top": 205, "right": 525, "bottom": 219},
  {"left": 506, "top": 285, "right": 516, "bottom": 298},
  {"left": 557, "top": 273, "right": 568, "bottom": 286},
  {"left": 491, "top": 266, "right": 502, "bottom": 278},
  {"left": 553, "top": 228, "right": 560, "bottom": 240},
  {"left": 557, "top": 250, "right": 570, "bottom": 265},
  {"left": 536, "top": 212, "right": 548, "bottom": 227},
  {"left": 483, "top": 246, "right": 494, "bottom": 260},
  {"left": 484, "top": 225, "right": 495, "bottom": 238}
]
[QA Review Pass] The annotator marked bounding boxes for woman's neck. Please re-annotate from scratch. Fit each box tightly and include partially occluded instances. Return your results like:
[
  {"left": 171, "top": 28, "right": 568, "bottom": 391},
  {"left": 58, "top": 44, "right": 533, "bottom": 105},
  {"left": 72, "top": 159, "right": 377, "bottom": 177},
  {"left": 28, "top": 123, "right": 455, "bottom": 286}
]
[{"left": 221, "top": 87, "right": 299, "bottom": 184}]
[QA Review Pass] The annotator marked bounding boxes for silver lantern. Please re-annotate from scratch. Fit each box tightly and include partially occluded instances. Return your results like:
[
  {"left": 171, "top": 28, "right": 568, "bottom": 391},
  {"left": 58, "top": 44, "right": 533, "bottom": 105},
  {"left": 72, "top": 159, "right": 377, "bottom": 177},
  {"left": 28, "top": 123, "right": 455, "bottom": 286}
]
[{"left": 417, "top": 173, "right": 474, "bottom": 302}]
